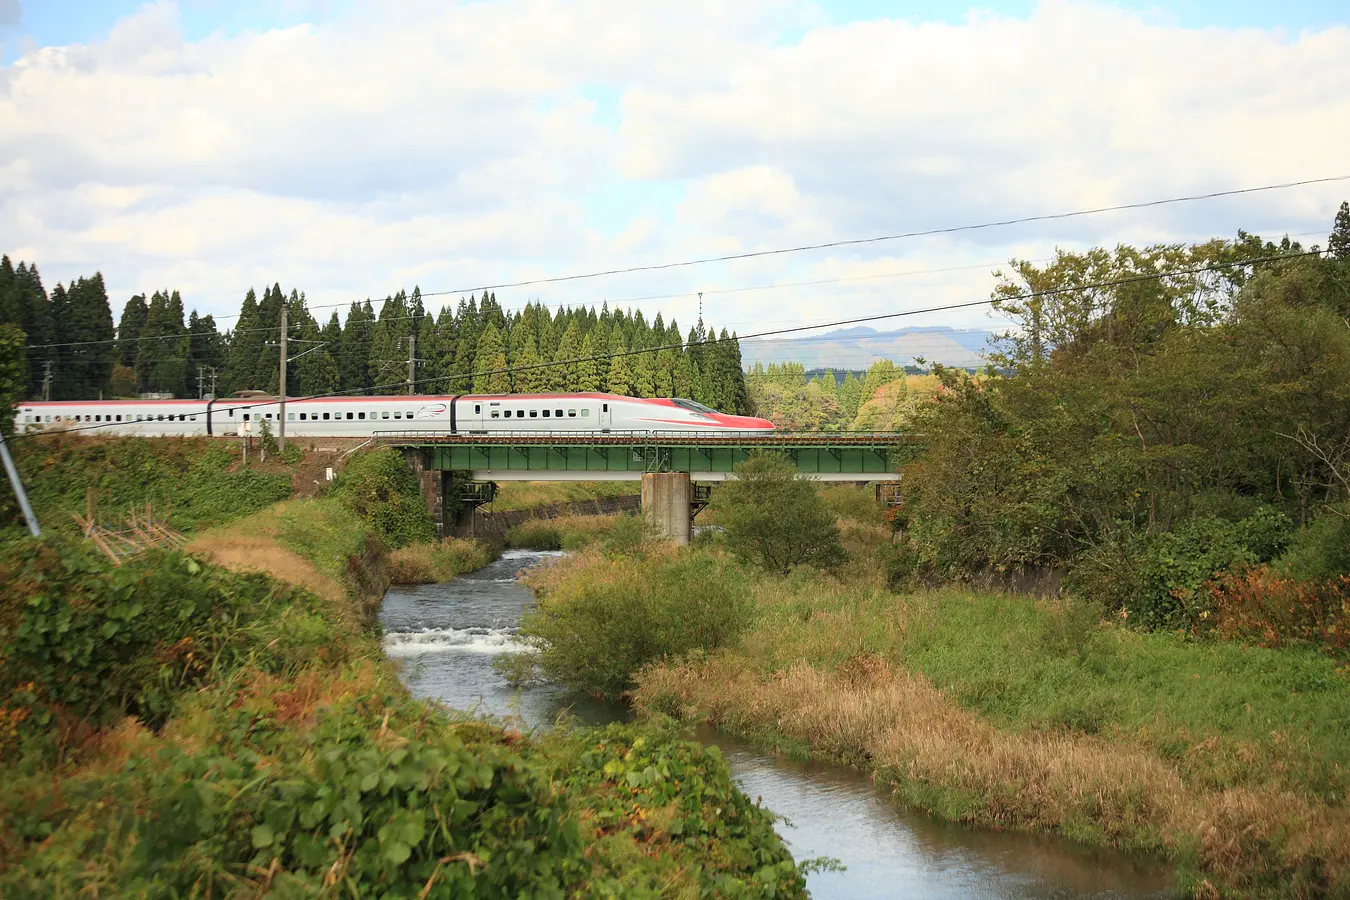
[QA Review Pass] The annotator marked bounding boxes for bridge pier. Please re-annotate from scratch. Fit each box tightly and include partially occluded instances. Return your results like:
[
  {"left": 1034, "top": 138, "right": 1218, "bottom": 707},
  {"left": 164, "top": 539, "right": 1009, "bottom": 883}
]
[
  {"left": 402, "top": 449, "right": 454, "bottom": 540},
  {"left": 642, "top": 472, "right": 692, "bottom": 545}
]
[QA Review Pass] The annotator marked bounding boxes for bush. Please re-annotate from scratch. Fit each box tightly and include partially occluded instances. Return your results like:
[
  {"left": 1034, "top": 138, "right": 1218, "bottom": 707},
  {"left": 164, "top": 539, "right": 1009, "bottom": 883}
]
[
  {"left": 0, "top": 540, "right": 329, "bottom": 761},
  {"left": 505, "top": 519, "right": 562, "bottom": 550},
  {"left": 1075, "top": 507, "right": 1291, "bottom": 631},
  {"left": 712, "top": 454, "right": 846, "bottom": 575},
  {"left": 1275, "top": 502, "right": 1350, "bottom": 582},
  {"left": 388, "top": 539, "right": 493, "bottom": 583},
  {"left": 332, "top": 449, "right": 435, "bottom": 549},
  {"left": 1211, "top": 565, "right": 1350, "bottom": 655},
  {"left": 517, "top": 550, "right": 754, "bottom": 699}
]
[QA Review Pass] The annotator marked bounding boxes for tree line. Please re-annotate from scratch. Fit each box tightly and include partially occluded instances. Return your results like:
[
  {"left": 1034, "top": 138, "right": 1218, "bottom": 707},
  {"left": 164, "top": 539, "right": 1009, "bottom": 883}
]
[
  {"left": 0, "top": 268, "right": 752, "bottom": 414},
  {"left": 891, "top": 202, "right": 1350, "bottom": 638}
]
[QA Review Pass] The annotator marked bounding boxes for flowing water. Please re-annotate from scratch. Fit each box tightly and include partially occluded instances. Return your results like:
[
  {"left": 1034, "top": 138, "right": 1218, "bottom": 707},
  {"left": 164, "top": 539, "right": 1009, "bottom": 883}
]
[{"left": 380, "top": 550, "right": 1174, "bottom": 899}]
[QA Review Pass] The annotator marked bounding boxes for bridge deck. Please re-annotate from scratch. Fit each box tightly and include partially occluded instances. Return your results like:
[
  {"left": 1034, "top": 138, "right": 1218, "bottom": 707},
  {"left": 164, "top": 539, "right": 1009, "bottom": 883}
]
[
  {"left": 380, "top": 430, "right": 907, "bottom": 481},
  {"left": 374, "top": 430, "right": 908, "bottom": 446}
]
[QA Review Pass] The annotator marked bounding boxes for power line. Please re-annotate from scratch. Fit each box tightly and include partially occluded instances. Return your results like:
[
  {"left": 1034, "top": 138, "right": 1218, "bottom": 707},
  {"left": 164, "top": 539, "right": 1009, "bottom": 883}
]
[
  {"left": 150, "top": 177, "right": 1350, "bottom": 325},
  {"left": 10, "top": 247, "right": 1326, "bottom": 441}
]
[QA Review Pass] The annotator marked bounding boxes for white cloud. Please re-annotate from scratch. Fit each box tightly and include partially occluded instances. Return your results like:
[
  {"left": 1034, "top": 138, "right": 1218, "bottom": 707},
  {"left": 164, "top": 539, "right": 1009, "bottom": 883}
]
[{"left": 0, "top": 0, "right": 1347, "bottom": 341}]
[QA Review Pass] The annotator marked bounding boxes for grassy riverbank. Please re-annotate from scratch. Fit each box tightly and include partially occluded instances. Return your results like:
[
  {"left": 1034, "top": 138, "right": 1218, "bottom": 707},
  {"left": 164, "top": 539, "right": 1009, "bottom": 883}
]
[
  {"left": 515, "top": 513, "right": 1350, "bottom": 898},
  {"left": 1, "top": 441, "right": 808, "bottom": 896}
]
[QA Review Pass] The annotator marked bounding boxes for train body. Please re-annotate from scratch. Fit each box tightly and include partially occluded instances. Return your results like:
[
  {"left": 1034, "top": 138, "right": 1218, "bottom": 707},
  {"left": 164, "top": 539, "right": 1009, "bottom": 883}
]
[{"left": 14, "top": 392, "right": 775, "bottom": 437}]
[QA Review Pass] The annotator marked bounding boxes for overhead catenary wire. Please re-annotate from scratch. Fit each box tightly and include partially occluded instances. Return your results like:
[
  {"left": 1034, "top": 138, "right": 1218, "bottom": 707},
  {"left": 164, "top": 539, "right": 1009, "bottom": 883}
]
[
  {"left": 20, "top": 222, "right": 1329, "bottom": 354},
  {"left": 24, "top": 176, "right": 1343, "bottom": 347},
  {"left": 10, "top": 247, "right": 1328, "bottom": 441}
]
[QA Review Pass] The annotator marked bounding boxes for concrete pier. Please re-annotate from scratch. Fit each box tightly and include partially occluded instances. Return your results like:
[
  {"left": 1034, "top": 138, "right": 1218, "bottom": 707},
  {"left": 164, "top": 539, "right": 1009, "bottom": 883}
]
[
  {"left": 403, "top": 448, "right": 454, "bottom": 539},
  {"left": 641, "top": 472, "right": 692, "bottom": 545}
]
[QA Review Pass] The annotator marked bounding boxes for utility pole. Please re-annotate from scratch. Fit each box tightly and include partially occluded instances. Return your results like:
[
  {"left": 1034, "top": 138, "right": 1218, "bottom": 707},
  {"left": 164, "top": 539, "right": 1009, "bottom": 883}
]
[
  {"left": 278, "top": 306, "right": 288, "bottom": 453},
  {"left": 407, "top": 332, "right": 417, "bottom": 395},
  {"left": 198, "top": 366, "right": 205, "bottom": 400},
  {"left": 0, "top": 428, "right": 40, "bottom": 537},
  {"left": 41, "top": 360, "right": 52, "bottom": 401}
]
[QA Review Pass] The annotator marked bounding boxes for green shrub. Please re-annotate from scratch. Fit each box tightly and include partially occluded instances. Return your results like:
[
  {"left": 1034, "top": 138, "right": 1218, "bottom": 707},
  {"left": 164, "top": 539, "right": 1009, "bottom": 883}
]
[
  {"left": 712, "top": 454, "right": 846, "bottom": 575},
  {"left": 505, "top": 519, "right": 563, "bottom": 550},
  {"left": 332, "top": 449, "right": 435, "bottom": 548},
  {"left": 0, "top": 540, "right": 330, "bottom": 761},
  {"left": 4, "top": 435, "right": 291, "bottom": 539},
  {"left": 517, "top": 550, "right": 754, "bottom": 699},
  {"left": 1275, "top": 501, "right": 1350, "bottom": 582},
  {"left": 1077, "top": 507, "right": 1292, "bottom": 630}
]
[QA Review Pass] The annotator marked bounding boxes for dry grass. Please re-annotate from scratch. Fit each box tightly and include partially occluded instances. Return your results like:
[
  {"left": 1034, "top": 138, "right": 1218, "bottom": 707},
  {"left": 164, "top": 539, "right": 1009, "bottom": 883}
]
[
  {"left": 636, "top": 645, "right": 1350, "bottom": 895},
  {"left": 490, "top": 481, "right": 635, "bottom": 512},
  {"left": 186, "top": 533, "right": 344, "bottom": 603},
  {"left": 389, "top": 539, "right": 494, "bottom": 584}
]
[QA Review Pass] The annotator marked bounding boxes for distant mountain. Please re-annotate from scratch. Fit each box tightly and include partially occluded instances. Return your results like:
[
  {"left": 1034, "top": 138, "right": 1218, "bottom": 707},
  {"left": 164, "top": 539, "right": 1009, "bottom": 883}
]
[{"left": 741, "top": 325, "right": 997, "bottom": 370}]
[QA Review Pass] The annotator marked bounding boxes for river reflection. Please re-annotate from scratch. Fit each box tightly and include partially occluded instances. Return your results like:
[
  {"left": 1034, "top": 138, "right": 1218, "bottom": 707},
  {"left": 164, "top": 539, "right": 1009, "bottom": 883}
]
[{"left": 380, "top": 550, "right": 1173, "bottom": 899}]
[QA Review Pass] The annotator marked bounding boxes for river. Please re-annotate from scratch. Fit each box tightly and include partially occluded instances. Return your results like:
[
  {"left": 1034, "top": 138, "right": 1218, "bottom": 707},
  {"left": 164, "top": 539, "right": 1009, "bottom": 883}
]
[{"left": 380, "top": 549, "right": 1173, "bottom": 899}]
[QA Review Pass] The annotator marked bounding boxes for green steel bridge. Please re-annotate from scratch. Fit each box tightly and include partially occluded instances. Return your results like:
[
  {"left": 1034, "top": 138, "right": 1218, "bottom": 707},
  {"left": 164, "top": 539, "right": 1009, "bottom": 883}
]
[{"left": 376, "top": 430, "right": 907, "bottom": 481}]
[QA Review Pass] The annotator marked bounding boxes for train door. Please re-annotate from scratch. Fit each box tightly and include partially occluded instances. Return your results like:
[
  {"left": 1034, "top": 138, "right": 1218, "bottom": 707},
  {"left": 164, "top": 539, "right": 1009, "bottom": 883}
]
[{"left": 599, "top": 401, "right": 611, "bottom": 432}]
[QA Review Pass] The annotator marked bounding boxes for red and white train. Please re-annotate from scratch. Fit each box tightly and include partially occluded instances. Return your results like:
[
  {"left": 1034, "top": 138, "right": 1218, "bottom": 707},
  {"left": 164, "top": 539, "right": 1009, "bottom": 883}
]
[{"left": 14, "top": 392, "right": 775, "bottom": 437}]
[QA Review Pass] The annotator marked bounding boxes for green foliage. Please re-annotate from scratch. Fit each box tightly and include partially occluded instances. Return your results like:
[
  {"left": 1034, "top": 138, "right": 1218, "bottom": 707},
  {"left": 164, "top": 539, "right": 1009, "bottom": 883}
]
[
  {"left": 0, "top": 541, "right": 332, "bottom": 760},
  {"left": 0, "top": 323, "right": 25, "bottom": 435},
  {"left": 1073, "top": 508, "right": 1291, "bottom": 631},
  {"left": 505, "top": 519, "right": 563, "bottom": 550},
  {"left": 3, "top": 435, "right": 291, "bottom": 539},
  {"left": 333, "top": 448, "right": 436, "bottom": 548},
  {"left": 1275, "top": 502, "right": 1350, "bottom": 582},
  {"left": 713, "top": 454, "right": 846, "bottom": 575},
  {"left": 518, "top": 550, "right": 754, "bottom": 699}
]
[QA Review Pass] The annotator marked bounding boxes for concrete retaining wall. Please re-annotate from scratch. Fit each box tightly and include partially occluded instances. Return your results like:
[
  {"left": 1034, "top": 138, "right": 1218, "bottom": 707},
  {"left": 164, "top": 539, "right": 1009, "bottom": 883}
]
[{"left": 454, "top": 494, "right": 642, "bottom": 539}]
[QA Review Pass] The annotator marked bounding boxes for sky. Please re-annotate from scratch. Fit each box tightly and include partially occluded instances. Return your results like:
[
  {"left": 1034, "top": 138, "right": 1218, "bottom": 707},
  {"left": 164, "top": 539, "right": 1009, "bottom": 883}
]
[{"left": 2, "top": 0, "right": 1348, "bottom": 364}]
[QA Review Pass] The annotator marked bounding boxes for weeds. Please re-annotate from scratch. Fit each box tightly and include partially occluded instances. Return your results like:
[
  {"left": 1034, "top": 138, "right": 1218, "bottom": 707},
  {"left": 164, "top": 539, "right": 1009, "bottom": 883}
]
[{"left": 389, "top": 539, "right": 494, "bottom": 583}]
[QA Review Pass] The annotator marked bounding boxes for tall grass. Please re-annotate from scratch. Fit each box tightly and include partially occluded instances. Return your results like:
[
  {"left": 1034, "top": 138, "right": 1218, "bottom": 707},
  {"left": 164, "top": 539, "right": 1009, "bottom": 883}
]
[
  {"left": 490, "top": 480, "right": 636, "bottom": 512},
  {"left": 388, "top": 538, "right": 494, "bottom": 583},
  {"left": 592, "top": 547, "right": 1350, "bottom": 896}
]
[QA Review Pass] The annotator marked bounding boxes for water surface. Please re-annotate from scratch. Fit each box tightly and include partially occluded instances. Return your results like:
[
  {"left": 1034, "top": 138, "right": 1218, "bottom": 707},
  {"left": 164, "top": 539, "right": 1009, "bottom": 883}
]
[{"left": 380, "top": 550, "right": 1173, "bottom": 899}]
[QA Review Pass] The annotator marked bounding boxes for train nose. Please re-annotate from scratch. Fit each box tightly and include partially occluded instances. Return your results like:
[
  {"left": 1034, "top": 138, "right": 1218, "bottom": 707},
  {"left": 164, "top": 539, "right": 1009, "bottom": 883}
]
[{"left": 714, "top": 414, "right": 776, "bottom": 430}]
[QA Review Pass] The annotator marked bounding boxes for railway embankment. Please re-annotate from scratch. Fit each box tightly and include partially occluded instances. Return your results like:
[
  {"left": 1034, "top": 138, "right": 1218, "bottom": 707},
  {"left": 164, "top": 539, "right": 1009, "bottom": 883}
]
[
  {"left": 1, "top": 437, "right": 806, "bottom": 895},
  {"left": 509, "top": 474, "right": 1350, "bottom": 899}
]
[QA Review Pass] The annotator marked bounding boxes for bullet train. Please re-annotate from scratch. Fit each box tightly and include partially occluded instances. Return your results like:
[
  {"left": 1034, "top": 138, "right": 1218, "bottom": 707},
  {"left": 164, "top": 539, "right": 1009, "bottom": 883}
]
[{"left": 14, "top": 392, "right": 775, "bottom": 437}]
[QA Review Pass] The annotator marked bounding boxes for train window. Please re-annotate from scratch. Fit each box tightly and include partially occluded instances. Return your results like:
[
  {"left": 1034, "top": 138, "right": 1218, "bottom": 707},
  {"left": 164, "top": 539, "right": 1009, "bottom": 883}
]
[
  {"left": 555, "top": 409, "right": 563, "bottom": 418},
  {"left": 358, "top": 412, "right": 365, "bottom": 420},
  {"left": 190, "top": 416, "right": 196, "bottom": 422},
  {"left": 45, "top": 416, "right": 52, "bottom": 422},
  {"left": 288, "top": 413, "right": 295, "bottom": 421},
  {"left": 543, "top": 410, "right": 551, "bottom": 417},
  {"left": 228, "top": 409, "right": 235, "bottom": 417},
  {"left": 346, "top": 412, "right": 354, "bottom": 420},
  {"left": 243, "top": 414, "right": 250, "bottom": 421},
  {"left": 406, "top": 411, "right": 413, "bottom": 419},
  {"left": 568, "top": 409, "right": 577, "bottom": 417},
  {"left": 265, "top": 413, "right": 273, "bottom": 420},
  {"left": 504, "top": 410, "right": 512, "bottom": 418},
  {"left": 381, "top": 411, "right": 389, "bottom": 419},
  {"left": 474, "top": 404, "right": 481, "bottom": 414},
  {"left": 299, "top": 413, "right": 307, "bottom": 420},
  {"left": 23, "top": 415, "right": 30, "bottom": 423},
  {"left": 393, "top": 412, "right": 402, "bottom": 420},
  {"left": 581, "top": 408, "right": 590, "bottom": 417},
  {"left": 490, "top": 410, "right": 500, "bottom": 418},
  {"left": 322, "top": 413, "right": 331, "bottom": 421},
  {"left": 94, "top": 415, "right": 101, "bottom": 422},
  {"left": 529, "top": 410, "right": 538, "bottom": 418},
  {"left": 602, "top": 403, "right": 608, "bottom": 412}
]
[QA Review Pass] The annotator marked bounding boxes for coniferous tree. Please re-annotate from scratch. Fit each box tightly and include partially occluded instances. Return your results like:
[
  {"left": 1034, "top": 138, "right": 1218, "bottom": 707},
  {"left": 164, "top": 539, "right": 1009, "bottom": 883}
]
[
  {"left": 0, "top": 258, "right": 53, "bottom": 397},
  {"left": 135, "top": 289, "right": 189, "bottom": 397},
  {"left": 575, "top": 323, "right": 604, "bottom": 391},
  {"left": 605, "top": 325, "right": 633, "bottom": 396},
  {"left": 54, "top": 274, "right": 116, "bottom": 399},
  {"left": 450, "top": 297, "right": 481, "bottom": 392},
  {"left": 838, "top": 372, "right": 864, "bottom": 423},
  {"left": 187, "top": 310, "right": 224, "bottom": 397},
  {"left": 512, "top": 337, "right": 544, "bottom": 392},
  {"left": 250, "top": 284, "right": 286, "bottom": 393},
  {"left": 221, "top": 288, "right": 263, "bottom": 395},
  {"left": 472, "top": 322, "right": 510, "bottom": 393},
  {"left": 339, "top": 300, "right": 375, "bottom": 393},
  {"left": 552, "top": 318, "right": 583, "bottom": 391},
  {"left": 117, "top": 294, "right": 149, "bottom": 368},
  {"left": 860, "top": 359, "right": 899, "bottom": 403},
  {"left": 1330, "top": 200, "right": 1350, "bottom": 261}
]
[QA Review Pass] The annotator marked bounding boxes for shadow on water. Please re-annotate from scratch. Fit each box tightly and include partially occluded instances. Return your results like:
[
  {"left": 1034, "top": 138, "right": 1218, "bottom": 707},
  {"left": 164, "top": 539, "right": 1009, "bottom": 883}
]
[{"left": 380, "top": 549, "right": 1174, "bottom": 899}]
